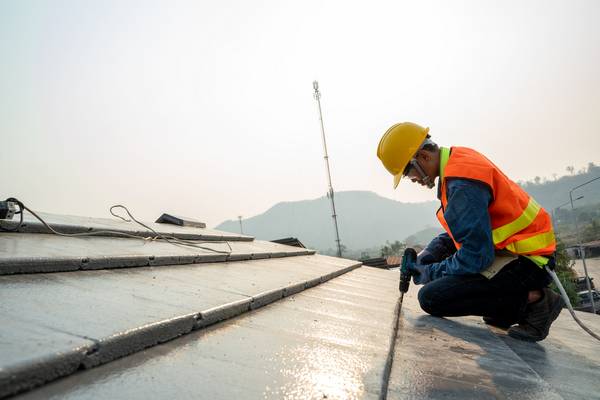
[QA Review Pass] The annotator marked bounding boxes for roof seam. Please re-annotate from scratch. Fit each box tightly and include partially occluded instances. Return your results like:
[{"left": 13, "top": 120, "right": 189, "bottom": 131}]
[
  {"left": 379, "top": 296, "right": 402, "bottom": 400},
  {"left": 0, "top": 249, "right": 317, "bottom": 275}
]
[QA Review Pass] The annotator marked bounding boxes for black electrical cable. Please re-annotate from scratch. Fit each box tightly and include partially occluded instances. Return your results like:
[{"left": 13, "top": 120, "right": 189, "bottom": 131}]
[
  {"left": 107, "top": 205, "right": 233, "bottom": 254},
  {"left": 1, "top": 197, "right": 232, "bottom": 255}
]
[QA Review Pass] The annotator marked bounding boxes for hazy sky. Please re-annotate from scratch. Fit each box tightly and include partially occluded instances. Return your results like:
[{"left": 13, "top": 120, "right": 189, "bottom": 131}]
[{"left": 1, "top": 0, "right": 599, "bottom": 227}]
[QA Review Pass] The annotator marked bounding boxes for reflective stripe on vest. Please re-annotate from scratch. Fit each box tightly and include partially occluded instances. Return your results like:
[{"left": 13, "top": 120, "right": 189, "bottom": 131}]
[
  {"left": 505, "top": 231, "right": 556, "bottom": 254},
  {"left": 491, "top": 197, "right": 555, "bottom": 259},
  {"left": 524, "top": 255, "right": 550, "bottom": 267},
  {"left": 492, "top": 197, "right": 541, "bottom": 244}
]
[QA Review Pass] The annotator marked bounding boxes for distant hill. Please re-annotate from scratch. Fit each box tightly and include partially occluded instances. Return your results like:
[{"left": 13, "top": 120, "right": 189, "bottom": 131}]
[
  {"left": 519, "top": 164, "right": 600, "bottom": 210},
  {"left": 404, "top": 226, "right": 444, "bottom": 246},
  {"left": 216, "top": 166, "right": 600, "bottom": 253},
  {"left": 216, "top": 191, "right": 439, "bottom": 251}
]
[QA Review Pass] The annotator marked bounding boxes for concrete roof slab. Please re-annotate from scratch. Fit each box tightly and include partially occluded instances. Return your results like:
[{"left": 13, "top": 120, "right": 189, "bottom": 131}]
[
  {"left": 0, "top": 318, "right": 95, "bottom": 398},
  {"left": 494, "top": 309, "right": 600, "bottom": 399},
  {"left": 0, "top": 234, "right": 315, "bottom": 275},
  {"left": 387, "top": 287, "right": 565, "bottom": 400},
  {"left": 14, "top": 267, "right": 400, "bottom": 400},
  {"left": 1, "top": 254, "right": 360, "bottom": 397},
  {"left": 0, "top": 256, "right": 355, "bottom": 341}
]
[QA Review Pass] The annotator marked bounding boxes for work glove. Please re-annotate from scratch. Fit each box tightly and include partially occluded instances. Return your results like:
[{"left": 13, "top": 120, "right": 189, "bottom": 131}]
[
  {"left": 419, "top": 233, "right": 456, "bottom": 264},
  {"left": 416, "top": 249, "right": 437, "bottom": 265},
  {"left": 408, "top": 263, "right": 432, "bottom": 285}
]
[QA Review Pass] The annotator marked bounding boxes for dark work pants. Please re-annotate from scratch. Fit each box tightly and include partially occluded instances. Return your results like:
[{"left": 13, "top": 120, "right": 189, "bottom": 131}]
[{"left": 417, "top": 257, "right": 552, "bottom": 322}]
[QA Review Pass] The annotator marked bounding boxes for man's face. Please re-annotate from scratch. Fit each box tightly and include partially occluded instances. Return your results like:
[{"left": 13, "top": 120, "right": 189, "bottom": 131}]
[
  {"left": 404, "top": 150, "right": 438, "bottom": 188},
  {"left": 405, "top": 165, "right": 429, "bottom": 187}
]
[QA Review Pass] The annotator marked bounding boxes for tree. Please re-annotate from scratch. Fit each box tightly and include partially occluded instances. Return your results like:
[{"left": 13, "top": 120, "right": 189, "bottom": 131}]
[
  {"left": 551, "top": 239, "right": 579, "bottom": 306},
  {"left": 380, "top": 240, "right": 405, "bottom": 257},
  {"left": 534, "top": 176, "right": 541, "bottom": 185},
  {"left": 566, "top": 165, "right": 574, "bottom": 175},
  {"left": 380, "top": 245, "right": 391, "bottom": 257},
  {"left": 582, "top": 219, "right": 600, "bottom": 242},
  {"left": 588, "top": 162, "right": 597, "bottom": 172},
  {"left": 339, "top": 244, "right": 347, "bottom": 256}
]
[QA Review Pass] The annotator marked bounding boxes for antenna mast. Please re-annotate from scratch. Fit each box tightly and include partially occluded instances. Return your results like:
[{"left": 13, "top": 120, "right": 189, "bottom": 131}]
[
  {"left": 313, "top": 81, "right": 342, "bottom": 257},
  {"left": 237, "top": 216, "right": 244, "bottom": 234}
]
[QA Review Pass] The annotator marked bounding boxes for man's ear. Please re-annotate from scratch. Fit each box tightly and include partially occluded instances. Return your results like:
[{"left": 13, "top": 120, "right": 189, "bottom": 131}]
[{"left": 417, "top": 149, "right": 431, "bottom": 162}]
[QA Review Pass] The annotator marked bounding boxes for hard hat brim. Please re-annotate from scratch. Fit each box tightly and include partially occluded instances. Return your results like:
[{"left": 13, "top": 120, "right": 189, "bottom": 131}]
[{"left": 393, "top": 173, "right": 402, "bottom": 189}]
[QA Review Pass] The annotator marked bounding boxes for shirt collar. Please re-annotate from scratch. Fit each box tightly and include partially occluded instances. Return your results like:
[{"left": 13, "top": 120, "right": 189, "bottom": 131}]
[{"left": 437, "top": 147, "right": 451, "bottom": 199}]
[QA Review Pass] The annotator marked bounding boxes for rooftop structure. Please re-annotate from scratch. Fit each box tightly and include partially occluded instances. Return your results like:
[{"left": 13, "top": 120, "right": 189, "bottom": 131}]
[
  {"left": 1, "top": 212, "right": 599, "bottom": 399},
  {"left": 270, "top": 237, "right": 306, "bottom": 248}
]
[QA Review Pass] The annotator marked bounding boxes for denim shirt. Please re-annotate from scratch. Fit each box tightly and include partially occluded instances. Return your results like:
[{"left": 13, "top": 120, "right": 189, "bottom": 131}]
[{"left": 423, "top": 178, "right": 495, "bottom": 280}]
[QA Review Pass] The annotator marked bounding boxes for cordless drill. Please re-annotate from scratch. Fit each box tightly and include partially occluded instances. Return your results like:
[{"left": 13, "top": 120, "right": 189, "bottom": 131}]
[{"left": 400, "top": 247, "right": 417, "bottom": 296}]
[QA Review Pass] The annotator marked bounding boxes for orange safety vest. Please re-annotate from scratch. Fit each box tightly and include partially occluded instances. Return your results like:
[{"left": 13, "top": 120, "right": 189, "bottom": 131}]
[{"left": 436, "top": 147, "right": 555, "bottom": 267}]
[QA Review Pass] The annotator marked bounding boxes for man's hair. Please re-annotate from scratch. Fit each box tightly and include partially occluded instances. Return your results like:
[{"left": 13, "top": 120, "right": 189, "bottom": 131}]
[{"left": 421, "top": 134, "right": 439, "bottom": 152}]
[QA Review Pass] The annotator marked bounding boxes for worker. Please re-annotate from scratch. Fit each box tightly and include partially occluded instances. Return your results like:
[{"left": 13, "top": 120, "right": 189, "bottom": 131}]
[{"left": 377, "top": 122, "right": 564, "bottom": 342}]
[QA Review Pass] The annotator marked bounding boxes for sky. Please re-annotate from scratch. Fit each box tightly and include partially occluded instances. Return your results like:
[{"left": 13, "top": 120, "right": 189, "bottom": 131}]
[{"left": 1, "top": 0, "right": 599, "bottom": 227}]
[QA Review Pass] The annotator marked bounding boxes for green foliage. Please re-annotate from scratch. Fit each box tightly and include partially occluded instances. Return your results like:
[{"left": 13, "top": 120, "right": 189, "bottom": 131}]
[
  {"left": 380, "top": 240, "right": 405, "bottom": 257},
  {"left": 554, "top": 239, "right": 574, "bottom": 271},
  {"left": 520, "top": 163, "right": 600, "bottom": 213},
  {"left": 549, "top": 239, "right": 579, "bottom": 306},
  {"left": 582, "top": 218, "right": 600, "bottom": 243},
  {"left": 554, "top": 201, "right": 600, "bottom": 246}
]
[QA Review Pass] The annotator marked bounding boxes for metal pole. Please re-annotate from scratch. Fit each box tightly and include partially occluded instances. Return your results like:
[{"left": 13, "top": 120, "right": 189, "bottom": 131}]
[
  {"left": 313, "top": 81, "right": 342, "bottom": 257},
  {"left": 552, "top": 200, "right": 569, "bottom": 227},
  {"left": 238, "top": 216, "right": 244, "bottom": 235},
  {"left": 569, "top": 176, "right": 600, "bottom": 313},
  {"left": 553, "top": 197, "right": 583, "bottom": 230}
]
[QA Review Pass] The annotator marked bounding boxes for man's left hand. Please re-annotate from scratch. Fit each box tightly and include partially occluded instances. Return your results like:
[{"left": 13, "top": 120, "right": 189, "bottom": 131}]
[{"left": 408, "top": 263, "right": 432, "bottom": 285}]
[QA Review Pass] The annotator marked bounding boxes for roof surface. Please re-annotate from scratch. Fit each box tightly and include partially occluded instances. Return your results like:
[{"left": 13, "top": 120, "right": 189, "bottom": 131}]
[{"left": 1, "top": 213, "right": 599, "bottom": 399}]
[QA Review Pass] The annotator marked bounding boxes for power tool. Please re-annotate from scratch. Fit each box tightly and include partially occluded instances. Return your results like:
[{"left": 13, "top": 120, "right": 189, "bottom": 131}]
[{"left": 400, "top": 247, "right": 417, "bottom": 299}]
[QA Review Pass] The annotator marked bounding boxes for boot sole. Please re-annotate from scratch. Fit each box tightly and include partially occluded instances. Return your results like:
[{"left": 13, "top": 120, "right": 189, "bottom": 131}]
[
  {"left": 508, "top": 294, "right": 565, "bottom": 342},
  {"left": 508, "top": 324, "right": 541, "bottom": 342},
  {"left": 483, "top": 318, "right": 514, "bottom": 330}
]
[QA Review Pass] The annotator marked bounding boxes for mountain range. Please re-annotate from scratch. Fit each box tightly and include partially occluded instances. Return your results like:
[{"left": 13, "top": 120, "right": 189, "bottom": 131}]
[
  {"left": 217, "top": 191, "right": 440, "bottom": 252},
  {"left": 216, "top": 165, "right": 600, "bottom": 253}
]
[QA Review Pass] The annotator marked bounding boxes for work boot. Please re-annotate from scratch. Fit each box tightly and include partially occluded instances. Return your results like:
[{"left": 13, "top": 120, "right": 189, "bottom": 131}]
[
  {"left": 482, "top": 316, "right": 515, "bottom": 330},
  {"left": 508, "top": 288, "right": 565, "bottom": 342}
]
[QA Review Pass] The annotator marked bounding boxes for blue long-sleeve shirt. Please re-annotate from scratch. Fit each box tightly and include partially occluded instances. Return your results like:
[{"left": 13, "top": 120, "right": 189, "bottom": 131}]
[{"left": 423, "top": 178, "right": 495, "bottom": 280}]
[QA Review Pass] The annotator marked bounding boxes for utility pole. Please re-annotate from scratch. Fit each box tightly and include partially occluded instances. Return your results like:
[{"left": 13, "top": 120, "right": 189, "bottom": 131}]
[
  {"left": 313, "top": 81, "right": 342, "bottom": 257},
  {"left": 570, "top": 175, "right": 600, "bottom": 313},
  {"left": 552, "top": 196, "right": 583, "bottom": 227},
  {"left": 238, "top": 216, "right": 244, "bottom": 235}
]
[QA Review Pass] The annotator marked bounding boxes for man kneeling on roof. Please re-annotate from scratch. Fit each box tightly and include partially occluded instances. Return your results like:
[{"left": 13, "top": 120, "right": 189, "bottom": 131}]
[{"left": 377, "top": 122, "right": 564, "bottom": 342}]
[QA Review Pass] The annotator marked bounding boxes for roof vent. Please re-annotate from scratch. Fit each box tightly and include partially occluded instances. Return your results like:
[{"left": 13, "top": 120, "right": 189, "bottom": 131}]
[
  {"left": 271, "top": 237, "right": 305, "bottom": 248},
  {"left": 155, "top": 214, "right": 206, "bottom": 229}
]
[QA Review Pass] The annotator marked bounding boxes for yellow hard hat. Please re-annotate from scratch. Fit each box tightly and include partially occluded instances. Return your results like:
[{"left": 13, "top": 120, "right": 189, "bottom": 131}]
[{"left": 377, "top": 122, "right": 429, "bottom": 189}]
